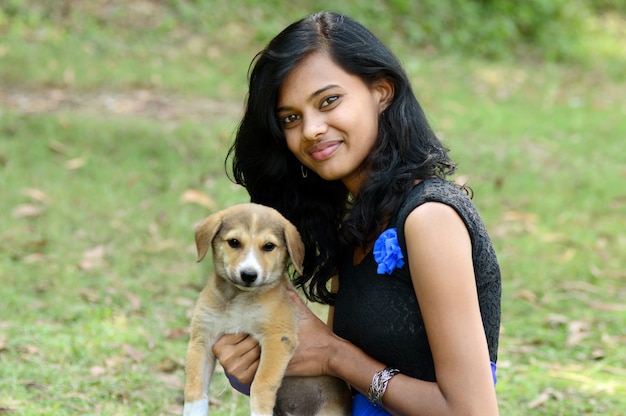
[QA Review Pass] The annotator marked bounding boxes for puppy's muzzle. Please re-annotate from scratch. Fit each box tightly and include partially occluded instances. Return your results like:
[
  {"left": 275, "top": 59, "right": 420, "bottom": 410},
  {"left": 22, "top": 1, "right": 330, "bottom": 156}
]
[{"left": 240, "top": 269, "right": 258, "bottom": 285}]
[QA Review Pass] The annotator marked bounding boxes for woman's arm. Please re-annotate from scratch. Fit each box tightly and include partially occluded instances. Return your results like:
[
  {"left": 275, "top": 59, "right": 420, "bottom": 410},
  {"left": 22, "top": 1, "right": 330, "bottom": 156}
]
[
  {"left": 286, "top": 202, "right": 498, "bottom": 415},
  {"left": 401, "top": 202, "right": 498, "bottom": 414}
]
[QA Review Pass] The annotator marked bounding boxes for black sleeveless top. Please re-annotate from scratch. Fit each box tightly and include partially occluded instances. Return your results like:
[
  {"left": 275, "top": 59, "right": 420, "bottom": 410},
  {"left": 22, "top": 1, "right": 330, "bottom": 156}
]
[{"left": 333, "top": 178, "right": 501, "bottom": 381}]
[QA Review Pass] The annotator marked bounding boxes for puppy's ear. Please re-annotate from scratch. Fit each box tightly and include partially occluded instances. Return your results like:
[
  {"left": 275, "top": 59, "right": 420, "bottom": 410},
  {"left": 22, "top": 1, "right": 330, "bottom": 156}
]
[
  {"left": 283, "top": 219, "right": 305, "bottom": 275},
  {"left": 194, "top": 213, "right": 222, "bottom": 262}
]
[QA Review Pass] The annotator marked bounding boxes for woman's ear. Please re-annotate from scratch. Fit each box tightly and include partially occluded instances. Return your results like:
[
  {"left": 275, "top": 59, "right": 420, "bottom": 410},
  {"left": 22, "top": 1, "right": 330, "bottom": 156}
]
[{"left": 375, "top": 79, "right": 395, "bottom": 113}]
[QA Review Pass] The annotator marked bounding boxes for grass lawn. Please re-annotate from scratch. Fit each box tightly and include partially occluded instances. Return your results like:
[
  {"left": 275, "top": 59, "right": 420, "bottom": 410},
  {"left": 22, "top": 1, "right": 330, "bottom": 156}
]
[{"left": 1, "top": 2, "right": 625, "bottom": 415}]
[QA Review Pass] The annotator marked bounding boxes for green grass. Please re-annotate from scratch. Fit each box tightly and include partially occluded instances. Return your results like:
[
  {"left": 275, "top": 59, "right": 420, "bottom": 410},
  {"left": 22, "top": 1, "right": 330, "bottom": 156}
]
[{"left": 1, "top": 1, "right": 625, "bottom": 415}]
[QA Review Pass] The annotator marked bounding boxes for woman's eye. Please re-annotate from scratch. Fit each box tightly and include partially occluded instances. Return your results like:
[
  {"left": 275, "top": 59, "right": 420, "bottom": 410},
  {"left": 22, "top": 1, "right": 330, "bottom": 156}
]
[
  {"left": 280, "top": 113, "right": 300, "bottom": 126},
  {"left": 321, "top": 95, "right": 339, "bottom": 108}
]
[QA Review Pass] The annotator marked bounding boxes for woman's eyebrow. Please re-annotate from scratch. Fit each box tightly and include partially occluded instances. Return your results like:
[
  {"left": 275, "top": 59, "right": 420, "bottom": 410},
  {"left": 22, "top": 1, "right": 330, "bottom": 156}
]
[
  {"left": 276, "top": 84, "right": 340, "bottom": 113},
  {"left": 309, "top": 84, "right": 340, "bottom": 101}
]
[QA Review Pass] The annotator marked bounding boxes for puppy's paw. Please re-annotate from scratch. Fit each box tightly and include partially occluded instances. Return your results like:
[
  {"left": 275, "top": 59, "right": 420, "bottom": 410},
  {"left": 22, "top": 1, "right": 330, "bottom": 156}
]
[{"left": 183, "top": 398, "right": 208, "bottom": 416}]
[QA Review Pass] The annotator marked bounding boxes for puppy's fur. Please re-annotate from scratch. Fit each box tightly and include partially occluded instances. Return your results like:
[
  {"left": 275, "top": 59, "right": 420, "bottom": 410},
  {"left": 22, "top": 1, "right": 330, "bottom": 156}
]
[{"left": 183, "top": 203, "right": 351, "bottom": 416}]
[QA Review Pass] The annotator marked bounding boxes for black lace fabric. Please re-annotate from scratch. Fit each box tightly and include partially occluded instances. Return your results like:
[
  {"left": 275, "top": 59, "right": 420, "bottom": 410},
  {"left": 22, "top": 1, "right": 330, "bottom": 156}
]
[{"left": 333, "top": 178, "right": 501, "bottom": 381}]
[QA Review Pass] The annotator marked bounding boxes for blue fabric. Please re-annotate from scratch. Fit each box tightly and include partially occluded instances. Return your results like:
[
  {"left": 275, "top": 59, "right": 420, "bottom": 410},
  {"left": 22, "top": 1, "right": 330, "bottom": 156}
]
[
  {"left": 352, "top": 393, "right": 392, "bottom": 416},
  {"left": 373, "top": 228, "right": 405, "bottom": 274},
  {"left": 225, "top": 371, "right": 251, "bottom": 396}
]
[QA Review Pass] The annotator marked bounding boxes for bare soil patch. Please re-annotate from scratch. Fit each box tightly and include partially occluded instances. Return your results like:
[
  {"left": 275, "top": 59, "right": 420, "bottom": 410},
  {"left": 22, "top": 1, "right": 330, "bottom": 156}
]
[{"left": 0, "top": 88, "right": 242, "bottom": 121}]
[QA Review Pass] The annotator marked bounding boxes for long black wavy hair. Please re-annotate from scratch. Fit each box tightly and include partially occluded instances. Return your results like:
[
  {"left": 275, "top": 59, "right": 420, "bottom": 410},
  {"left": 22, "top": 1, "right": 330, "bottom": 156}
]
[{"left": 226, "top": 12, "right": 456, "bottom": 304}]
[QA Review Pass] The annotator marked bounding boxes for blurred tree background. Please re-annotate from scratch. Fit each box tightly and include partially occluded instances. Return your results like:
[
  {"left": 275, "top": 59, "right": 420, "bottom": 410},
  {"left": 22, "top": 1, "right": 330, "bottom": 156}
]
[{"left": 0, "top": 0, "right": 624, "bottom": 94}]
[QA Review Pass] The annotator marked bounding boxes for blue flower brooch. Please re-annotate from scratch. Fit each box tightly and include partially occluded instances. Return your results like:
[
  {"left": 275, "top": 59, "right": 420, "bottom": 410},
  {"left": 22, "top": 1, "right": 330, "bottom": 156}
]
[{"left": 373, "top": 228, "right": 405, "bottom": 275}]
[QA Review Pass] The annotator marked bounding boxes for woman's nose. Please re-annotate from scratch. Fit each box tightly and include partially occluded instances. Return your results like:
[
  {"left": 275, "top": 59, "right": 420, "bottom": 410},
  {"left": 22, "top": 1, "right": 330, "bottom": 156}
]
[{"left": 302, "top": 113, "right": 327, "bottom": 141}]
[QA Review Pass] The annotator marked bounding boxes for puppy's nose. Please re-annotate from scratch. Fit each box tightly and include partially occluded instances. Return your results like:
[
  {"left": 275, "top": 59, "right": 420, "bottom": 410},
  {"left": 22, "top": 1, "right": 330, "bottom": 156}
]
[{"left": 240, "top": 270, "right": 257, "bottom": 284}]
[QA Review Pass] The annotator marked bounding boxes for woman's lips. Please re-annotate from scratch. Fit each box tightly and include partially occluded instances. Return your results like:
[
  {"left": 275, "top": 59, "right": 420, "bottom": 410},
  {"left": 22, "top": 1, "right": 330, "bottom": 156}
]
[{"left": 308, "top": 141, "right": 341, "bottom": 161}]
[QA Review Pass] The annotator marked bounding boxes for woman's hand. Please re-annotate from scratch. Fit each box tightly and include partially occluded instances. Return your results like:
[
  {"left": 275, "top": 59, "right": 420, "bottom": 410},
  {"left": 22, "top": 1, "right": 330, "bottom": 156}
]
[
  {"left": 212, "top": 333, "right": 260, "bottom": 386},
  {"left": 284, "top": 290, "right": 339, "bottom": 378},
  {"left": 213, "top": 291, "right": 341, "bottom": 383}
]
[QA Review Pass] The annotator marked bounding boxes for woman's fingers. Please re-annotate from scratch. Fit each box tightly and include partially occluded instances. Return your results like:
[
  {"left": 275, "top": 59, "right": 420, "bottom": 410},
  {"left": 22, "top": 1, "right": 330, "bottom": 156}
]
[
  {"left": 213, "top": 333, "right": 261, "bottom": 385},
  {"left": 285, "top": 290, "right": 337, "bottom": 377}
]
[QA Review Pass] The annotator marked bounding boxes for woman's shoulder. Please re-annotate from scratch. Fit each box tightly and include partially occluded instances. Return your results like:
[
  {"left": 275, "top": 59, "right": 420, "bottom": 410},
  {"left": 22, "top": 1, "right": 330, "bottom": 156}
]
[
  {"left": 399, "top": 178, "right": 470, "bottom": 215},
  {"left": 420, "top": 177, "right": 470, "bottom": 201},
  {"left": 395, "top": 178, "right": 485, "bottom": 247},
  {"left": 395, "top": 179, "right": 500, "bottom": 299}
]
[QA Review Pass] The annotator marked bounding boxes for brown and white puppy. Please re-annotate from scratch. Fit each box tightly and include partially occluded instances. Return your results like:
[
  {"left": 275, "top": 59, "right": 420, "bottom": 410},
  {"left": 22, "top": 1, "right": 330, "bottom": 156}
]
[{"left": 183, "top": 203, "right": 351, "bottom": 416}]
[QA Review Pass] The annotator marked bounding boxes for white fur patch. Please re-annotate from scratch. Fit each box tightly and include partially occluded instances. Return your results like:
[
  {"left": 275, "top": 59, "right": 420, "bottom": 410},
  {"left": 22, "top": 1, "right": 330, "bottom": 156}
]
[
  {"left": 183, "top": 398, "right": 208, "bottom": 416},
  {"left": 239, "top": 250, "right": 261, "bottom": 272}
]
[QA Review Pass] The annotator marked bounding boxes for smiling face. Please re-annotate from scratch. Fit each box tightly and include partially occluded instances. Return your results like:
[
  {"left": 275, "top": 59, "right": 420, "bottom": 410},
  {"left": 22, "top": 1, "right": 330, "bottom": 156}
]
[{"left": 276, "top": 52, "right": 393, "bottom": 195}]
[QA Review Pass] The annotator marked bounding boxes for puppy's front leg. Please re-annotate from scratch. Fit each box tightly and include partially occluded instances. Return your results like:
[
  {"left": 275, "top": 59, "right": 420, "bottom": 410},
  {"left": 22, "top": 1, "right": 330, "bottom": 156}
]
[
  {"left": 184, "top": 332, "right": 216, "bottom": 416},
  {"left": 249, "top": 333, "right": 297, "bottom": 416}
]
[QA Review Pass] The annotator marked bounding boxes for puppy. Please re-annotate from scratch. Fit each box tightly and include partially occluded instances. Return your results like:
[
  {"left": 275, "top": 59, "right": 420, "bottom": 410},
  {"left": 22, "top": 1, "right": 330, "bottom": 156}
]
[{"left": 183, "top": 203, "right": 352, "bottom": 416}]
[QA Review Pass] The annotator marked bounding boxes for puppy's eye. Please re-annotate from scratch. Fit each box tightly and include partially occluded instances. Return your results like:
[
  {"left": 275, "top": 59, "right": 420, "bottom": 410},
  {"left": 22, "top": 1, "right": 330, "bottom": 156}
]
[
  {"left": 227, "top": 239, "right": 241, "bottom": 248},
  {"left": 262, "top": 242, "right": 276, "bottom": 252}
]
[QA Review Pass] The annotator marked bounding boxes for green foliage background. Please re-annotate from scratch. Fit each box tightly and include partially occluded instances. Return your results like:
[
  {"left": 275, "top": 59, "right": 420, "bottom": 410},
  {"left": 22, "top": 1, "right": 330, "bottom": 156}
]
[{"left": 0, "top": 0, "right": 625, "bottom": 81}]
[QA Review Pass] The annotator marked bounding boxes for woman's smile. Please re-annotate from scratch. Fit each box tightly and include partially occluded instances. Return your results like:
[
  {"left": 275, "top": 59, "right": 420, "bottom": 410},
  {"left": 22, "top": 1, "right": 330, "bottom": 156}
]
[{"left": 308, "top": 140, "right": 343, "bottom": 161}]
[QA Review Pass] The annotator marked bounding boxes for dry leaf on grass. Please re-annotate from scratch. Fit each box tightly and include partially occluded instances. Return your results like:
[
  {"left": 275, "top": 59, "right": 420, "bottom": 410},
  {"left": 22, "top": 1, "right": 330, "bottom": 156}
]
[
  {"left": 20, "top": 381, "right": 50, "bottom": 391},
  {"left": 124, "top": 291, "right": 142, "bottom": 311},
  {"left": 590, "top": 348, "right": 605, "bottom": 360},
  {"left": 79, "top": 288, "right": 100, "bottom": 303},
  {"left": 48, "top": 139, "right": 67, "bottom": 154},
  {"left": 20, "top": 188, "right": 52, "bottom": 204},
  {"left": 144, "top": 239, "right": 177, "bottom": 253},
  {"left": 156, "top": 356, "right": 185, "bottom": 373},
  {"left": 209, "top": 397, "right": 224, "bottom": 406},
  {"left": 12, "top": 204, "right": 45, "bottom": 218},
  {"left": 492, "top": 209, "right": 540, "bottom": 239},
  {"left": 157, "top": 372, "right": 184, "bottom": 391},
  {"left": 566, "top": 320, "right": 591, "bottom": 347},
  {"left": 18, "top": 344, "right": 40, "bottom": 356},
  {"left": 79, "top": 245, "right": 106, "bottom": 270},
  {"left": 174, "top": 297, "right": 195, "bottom": 307},
  {"left": 528, "top": 387, "right": 563, "bottom": 409},
  {"left": 22, "top": 253, "right": 47, "bottom": 264},
  {"left": 165, "top": 327, "right": 189, "bottom": 340},
  {"left": 514, "top": 289, "right": 537, "bottom": 303},
  {"left": 90, "top": 366, "right": 107, "bottom": 377},
  {"left": 180, "top": 190, "right": 215, "bottom": 209},
  {"left": 588, "top": 301, "right": 626, "bottom": 312},
  {"left": 123, "top": 343, "right": 146, "bottom": 362},
  {"left": 64, "top": 156, "right": 88, "bottom": 170}
]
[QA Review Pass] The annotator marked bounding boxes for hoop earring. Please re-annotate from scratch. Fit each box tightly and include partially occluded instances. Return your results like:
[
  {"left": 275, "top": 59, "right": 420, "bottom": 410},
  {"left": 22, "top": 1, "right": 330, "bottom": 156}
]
[{"left": 301, "top": 165, "right": 308, "bottom": 178}]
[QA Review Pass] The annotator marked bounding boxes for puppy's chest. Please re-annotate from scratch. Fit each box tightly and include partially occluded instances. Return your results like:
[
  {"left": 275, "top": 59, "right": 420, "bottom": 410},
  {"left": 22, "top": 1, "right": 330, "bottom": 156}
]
[{"left": 203, "top": 298, "right": 270, "bottom": 336}]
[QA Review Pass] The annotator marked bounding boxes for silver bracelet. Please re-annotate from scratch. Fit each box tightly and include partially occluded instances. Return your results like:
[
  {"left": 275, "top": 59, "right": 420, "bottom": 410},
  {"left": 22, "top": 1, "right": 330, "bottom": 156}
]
[{"left": 367, "top": 367, "right": 400, "bottom": 407}]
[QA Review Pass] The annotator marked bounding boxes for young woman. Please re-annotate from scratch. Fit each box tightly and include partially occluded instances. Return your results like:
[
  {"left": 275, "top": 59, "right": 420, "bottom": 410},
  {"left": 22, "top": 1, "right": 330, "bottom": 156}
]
[{"left": 214, "top": 11, "right": 501, "bottom": 415}]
